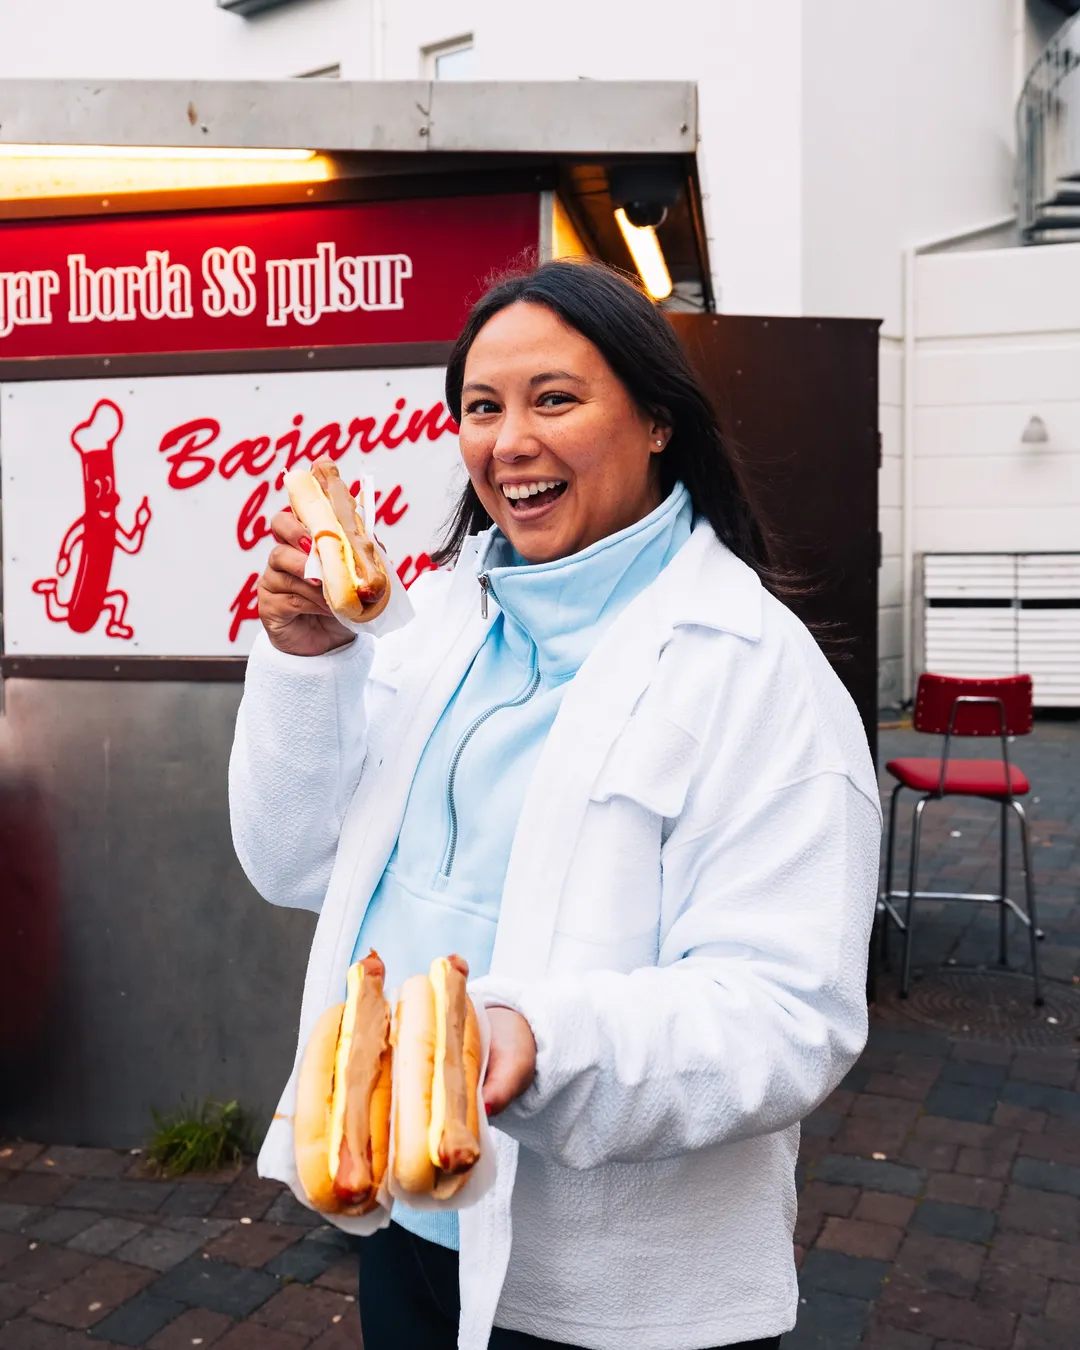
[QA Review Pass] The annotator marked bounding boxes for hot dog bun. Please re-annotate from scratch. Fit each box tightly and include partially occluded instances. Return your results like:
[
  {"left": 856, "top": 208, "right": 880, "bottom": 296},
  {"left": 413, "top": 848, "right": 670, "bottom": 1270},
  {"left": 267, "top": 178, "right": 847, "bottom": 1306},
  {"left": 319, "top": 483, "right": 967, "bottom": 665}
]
[
  {"left": 284, "top": 457, "right": 391, "bottom": 624},
  {"left": 294, "top": 951, "right": 392, "bottom": 1215},
  {"left": 392, "top": 955, "right": 482, "bottom": 1199}
]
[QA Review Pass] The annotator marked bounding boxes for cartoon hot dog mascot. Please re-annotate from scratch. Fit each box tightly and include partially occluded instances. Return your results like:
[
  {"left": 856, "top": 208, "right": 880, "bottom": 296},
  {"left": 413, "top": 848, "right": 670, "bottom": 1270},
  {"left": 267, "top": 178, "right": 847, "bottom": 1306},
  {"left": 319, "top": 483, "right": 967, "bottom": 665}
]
[
  {"left": 284, "top": 457, "right": 390, "bottom": 623},
  {"left": 32, "top": 399, "right": 151, "bottom": 640},
  {"left": 392, "top": 955, "right": 482, "bottom": 1199},
  {"left": 294, "top": 951, "right": 393, "bottom": 1215}
]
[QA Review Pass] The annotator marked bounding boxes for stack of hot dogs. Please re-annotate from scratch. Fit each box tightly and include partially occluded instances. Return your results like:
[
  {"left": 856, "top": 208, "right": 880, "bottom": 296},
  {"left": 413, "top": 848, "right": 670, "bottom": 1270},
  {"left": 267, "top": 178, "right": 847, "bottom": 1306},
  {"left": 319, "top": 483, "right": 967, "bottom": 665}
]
[{"left": 294, "top": 952, "right": 484, "bottom": 1217}]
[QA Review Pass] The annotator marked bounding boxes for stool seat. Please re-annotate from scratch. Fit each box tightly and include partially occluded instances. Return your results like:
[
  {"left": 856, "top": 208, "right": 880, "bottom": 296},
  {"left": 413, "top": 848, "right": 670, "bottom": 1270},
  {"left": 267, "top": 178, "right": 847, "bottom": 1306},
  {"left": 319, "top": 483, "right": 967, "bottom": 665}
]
[
  {"left": 886, "top": 757, "right": 1030, "bottom": 799},
  {"left": 879, "top": 672, "right": 1042, "bottom": 1006}
]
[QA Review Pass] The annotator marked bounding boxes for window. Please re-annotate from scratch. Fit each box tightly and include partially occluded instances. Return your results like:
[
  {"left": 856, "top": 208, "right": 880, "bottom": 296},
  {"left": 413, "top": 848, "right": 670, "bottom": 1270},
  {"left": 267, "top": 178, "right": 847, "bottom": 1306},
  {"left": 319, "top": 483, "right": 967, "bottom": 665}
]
[{"left": 422, "top": 36, "right": 476, "bottom": 80}]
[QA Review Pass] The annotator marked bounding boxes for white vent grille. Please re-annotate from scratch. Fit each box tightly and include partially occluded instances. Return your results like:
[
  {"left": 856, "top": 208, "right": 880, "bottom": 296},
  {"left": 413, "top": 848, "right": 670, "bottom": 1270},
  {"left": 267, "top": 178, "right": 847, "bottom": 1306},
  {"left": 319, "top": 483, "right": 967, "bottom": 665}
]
[{"left": 922, "top": 553, "right": 1080, "bottom": 707}]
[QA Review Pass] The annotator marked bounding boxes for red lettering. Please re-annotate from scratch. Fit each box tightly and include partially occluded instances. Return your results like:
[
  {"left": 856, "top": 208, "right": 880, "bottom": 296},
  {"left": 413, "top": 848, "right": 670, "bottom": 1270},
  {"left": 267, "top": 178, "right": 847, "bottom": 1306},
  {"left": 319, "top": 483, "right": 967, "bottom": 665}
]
[
  {"left": 220, "top": 435, "right": 275, "bottom": 480},
  {"left": 375, "top": 484, "right": 408, "bottom": 526},
  {"left": 302, "top": 422, "right": 360, "bottom": 464},
  {"left": 229, "top": 571, "right": 260, "bottom": 643},
  {"left": 348, "top": 415, "right": 379, "bottom": 453},
  {"left": 237, "top": 481, "right": 272, "bottom": 551},
  {"left": 396, "top": 552, "right": 438, "bottom": 589},
  {"left": 380, "top": 397, "right": 408, "bottom": 450},
  {"left": 279, "top": 414, "right": 306, "bottom": 471},
  {"left": 159, "top": 418, "right": 220, "bottom": 489},
  {"left": 406, "top": 401, "right": 457, "bottom": 442}
]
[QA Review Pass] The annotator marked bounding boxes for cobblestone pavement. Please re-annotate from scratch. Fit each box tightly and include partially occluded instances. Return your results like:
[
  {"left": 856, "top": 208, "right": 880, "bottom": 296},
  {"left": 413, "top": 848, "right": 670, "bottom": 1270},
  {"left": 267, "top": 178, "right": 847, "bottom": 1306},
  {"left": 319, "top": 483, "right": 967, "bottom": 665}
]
[{"left": 0, "top": 720, "right": 1076, "bottom": 1350}]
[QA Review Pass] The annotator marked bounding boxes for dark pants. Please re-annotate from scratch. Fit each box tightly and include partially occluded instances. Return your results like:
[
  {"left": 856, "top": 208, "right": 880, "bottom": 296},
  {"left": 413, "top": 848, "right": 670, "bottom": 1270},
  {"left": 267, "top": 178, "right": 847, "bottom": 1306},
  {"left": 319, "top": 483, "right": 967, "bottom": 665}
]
[{"left": 358, "top": 1221, "right": 782, "bottom": 1350}]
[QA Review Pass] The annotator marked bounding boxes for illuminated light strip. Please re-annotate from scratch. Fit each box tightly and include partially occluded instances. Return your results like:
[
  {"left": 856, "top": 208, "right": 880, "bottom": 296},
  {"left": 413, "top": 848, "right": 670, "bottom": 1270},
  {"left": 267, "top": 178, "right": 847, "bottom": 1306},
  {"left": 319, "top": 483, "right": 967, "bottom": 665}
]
[
  {"left": 614, "top": 207, "right": 673, "bottom": 301},
  {"left": 0, "top": 145, "right": 333, "bottom": 201}
]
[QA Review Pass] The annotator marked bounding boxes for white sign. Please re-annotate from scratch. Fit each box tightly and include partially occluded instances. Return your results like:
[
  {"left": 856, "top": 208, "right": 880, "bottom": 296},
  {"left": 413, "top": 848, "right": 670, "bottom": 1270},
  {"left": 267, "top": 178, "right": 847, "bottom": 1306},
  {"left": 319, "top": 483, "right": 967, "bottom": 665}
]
[{"left": 1, "top": 368, "right": 465, "bottom": 657}]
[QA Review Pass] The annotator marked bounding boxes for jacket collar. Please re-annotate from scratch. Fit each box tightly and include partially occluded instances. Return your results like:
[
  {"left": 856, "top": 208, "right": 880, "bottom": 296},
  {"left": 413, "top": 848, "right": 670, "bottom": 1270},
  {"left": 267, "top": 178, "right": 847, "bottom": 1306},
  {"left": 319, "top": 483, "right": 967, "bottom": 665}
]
[
  {"left": 661, "top": 520, "right": 764, "bottom": 642},
  {"left": 463, "top": 518, "right": 763, "bottom": 646}
]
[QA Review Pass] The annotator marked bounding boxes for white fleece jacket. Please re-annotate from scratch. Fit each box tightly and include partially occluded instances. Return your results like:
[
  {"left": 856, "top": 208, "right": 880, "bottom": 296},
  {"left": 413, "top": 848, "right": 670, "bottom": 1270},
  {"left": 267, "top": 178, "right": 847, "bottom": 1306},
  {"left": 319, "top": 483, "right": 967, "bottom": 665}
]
[{"left": 229, "top": 521, "right": 882, "bottom": 1350}]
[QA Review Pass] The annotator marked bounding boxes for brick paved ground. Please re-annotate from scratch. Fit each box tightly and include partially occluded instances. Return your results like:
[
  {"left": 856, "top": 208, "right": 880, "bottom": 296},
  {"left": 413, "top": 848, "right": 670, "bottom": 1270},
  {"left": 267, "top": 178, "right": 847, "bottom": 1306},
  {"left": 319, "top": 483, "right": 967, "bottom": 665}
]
[{"left": 0, "top": 719, "right": 1076, "bottom": 1350}]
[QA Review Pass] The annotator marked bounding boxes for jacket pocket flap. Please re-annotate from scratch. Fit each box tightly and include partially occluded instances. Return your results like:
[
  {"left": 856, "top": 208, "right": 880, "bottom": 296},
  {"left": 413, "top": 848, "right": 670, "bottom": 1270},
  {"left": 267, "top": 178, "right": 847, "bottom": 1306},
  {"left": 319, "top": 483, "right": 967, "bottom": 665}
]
[{"left": 589, "top": 710, "right": 701, "bottom": 817}]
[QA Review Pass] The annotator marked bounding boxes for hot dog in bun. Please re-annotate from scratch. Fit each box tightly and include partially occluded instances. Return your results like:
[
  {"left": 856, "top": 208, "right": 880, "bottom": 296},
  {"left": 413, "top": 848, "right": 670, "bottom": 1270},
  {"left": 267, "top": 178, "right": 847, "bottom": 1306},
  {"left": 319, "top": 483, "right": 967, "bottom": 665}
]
[
  {"left": 285, "top": 457, "right": 390, "bottom": 623},
  {"left": 294, "top": 950, "right": 392, "bottom": 1215},
  {"left": 392, "top": 955, "right": 482, "bottom": 1199}
]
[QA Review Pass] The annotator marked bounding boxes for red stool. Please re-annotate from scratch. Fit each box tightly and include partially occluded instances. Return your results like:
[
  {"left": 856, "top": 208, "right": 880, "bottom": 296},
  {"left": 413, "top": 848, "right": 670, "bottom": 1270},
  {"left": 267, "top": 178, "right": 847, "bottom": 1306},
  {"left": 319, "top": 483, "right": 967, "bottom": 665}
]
[{"left": 880, "top": 673, "right": 1044, "bottom": 1005}]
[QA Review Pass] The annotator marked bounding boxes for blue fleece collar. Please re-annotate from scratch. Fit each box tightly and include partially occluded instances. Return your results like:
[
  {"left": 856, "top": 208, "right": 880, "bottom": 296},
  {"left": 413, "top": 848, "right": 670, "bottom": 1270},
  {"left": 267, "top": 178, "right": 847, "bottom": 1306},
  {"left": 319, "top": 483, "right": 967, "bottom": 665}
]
[{"left": 477, "top": 482, "right": 693, "bottom": 680}]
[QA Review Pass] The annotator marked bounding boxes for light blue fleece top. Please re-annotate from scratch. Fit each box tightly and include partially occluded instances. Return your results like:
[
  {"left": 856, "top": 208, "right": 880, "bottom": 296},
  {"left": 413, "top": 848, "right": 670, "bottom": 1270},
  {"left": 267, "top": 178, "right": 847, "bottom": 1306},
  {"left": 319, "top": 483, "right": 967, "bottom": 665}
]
[{"left": 350, "top": 481, "right": 693, "bottom": 1248}]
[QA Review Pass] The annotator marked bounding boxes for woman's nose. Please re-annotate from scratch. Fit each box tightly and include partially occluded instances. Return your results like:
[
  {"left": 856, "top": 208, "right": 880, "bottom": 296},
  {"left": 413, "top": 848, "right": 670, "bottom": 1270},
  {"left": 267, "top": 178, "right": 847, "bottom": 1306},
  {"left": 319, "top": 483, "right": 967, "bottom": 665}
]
[{"left": 491, "top": 410, "right": 541, "bottom": 462}]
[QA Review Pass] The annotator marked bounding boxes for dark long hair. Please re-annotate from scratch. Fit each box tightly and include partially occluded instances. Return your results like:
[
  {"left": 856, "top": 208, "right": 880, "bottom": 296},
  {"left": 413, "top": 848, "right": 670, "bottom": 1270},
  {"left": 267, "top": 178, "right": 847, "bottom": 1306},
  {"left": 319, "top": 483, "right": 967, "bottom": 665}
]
[{"left": 435, "top": 258, "right": 790, "bottom": 599}]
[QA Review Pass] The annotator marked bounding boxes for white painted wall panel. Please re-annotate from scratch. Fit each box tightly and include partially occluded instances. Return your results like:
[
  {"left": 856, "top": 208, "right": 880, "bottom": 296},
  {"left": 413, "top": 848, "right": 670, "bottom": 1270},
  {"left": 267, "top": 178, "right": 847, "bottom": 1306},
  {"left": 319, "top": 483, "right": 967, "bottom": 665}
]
[
  {"left": 914, "top": 403, "right": 1080, "bottom": 459},
  {"left": 878, "top": 604, "right": 903, "bottom": 663},
  {"left": 880, "top": 454, "right": 902, "bottom": 512},
  {"left": 917, "top": 243, "right": 1080, "bottom": 340},
  {"left": 915, "top": 454, "right": 1080, "bottom": 510},
  {"left": 880, "top": 339, "right": 904, "bottom": 409},
  {"left": 881, "top": 402, "right": 902, "bottom": 466},
  {"left": 916, "top": 335, "right": 1080, "bottom": 406},
  {"left": 879, "top": 556, "right": 902, "bottom": 611},
  {"left": 915, "top": 508, "right": 1080, "bottom": 553},
  {"left": 881, "top": 505, "right": 902, "bottom": 559}
]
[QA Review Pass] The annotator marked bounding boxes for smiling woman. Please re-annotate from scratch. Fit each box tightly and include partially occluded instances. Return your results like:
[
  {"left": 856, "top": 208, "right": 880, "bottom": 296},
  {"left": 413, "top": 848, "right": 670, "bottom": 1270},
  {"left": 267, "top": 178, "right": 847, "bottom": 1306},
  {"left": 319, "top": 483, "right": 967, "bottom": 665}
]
[
  {"left": 231, "top": 257, "right": 880, "bottom": 1350},
  {"left": 435, "top": 259, "right": 784, "bottom": 590}
]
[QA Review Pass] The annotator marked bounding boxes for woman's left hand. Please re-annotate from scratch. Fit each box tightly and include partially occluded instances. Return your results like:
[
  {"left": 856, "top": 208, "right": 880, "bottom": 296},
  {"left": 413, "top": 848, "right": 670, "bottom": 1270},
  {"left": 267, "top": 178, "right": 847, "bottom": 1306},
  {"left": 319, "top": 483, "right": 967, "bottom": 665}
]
[{"left": 482, "top": 1007, "right": 537, "bottom": 1117}]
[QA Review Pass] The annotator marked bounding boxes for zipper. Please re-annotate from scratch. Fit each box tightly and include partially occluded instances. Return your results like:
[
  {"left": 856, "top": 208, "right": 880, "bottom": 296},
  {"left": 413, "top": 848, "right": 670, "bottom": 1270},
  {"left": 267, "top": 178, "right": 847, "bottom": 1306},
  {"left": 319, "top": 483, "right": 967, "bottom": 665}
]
[
  {"left": 478, "top": 572, "right": 490, "bottom": 619},
  {"left": 439, "top": 652, "right": 541, "bottom": 878}
]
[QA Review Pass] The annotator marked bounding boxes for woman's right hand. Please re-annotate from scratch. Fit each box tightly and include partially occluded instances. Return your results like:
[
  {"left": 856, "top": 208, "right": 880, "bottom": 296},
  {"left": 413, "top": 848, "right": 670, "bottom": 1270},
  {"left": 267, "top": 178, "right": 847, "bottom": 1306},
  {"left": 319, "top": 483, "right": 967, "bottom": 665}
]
[{"left": 258, "top": 510, "right": 355, "bottom": 657}]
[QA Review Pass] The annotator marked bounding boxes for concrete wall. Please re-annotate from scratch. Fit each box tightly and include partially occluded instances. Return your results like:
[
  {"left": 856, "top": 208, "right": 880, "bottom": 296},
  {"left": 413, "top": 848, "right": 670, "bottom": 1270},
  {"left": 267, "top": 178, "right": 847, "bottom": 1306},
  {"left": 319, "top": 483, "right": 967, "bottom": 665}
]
[{"left": 913, "top": 242, "right": 1080, "bottom": 555}]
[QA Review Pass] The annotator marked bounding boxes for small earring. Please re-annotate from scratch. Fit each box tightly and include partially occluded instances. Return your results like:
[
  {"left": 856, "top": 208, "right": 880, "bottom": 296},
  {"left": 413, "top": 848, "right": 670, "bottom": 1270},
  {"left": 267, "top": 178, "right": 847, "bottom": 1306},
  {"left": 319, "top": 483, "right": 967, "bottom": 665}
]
[{"left": 656, "top": 439, "right": 663, "bottom": 447}]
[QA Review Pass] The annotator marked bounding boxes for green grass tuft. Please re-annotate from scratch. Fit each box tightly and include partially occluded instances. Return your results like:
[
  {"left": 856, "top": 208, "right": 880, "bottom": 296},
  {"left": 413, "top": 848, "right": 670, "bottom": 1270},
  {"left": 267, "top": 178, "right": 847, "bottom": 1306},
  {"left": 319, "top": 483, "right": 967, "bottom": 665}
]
[{"left": 146, "top": 1098, "right": 254, "bottom": 1176}]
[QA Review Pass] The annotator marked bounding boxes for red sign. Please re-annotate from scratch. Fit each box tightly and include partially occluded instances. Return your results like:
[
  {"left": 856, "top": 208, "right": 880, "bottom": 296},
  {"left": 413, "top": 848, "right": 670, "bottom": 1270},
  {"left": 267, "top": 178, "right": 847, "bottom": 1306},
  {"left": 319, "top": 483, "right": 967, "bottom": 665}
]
[{"left": 0, "top": 193, "right": 539, "bottom": 360}]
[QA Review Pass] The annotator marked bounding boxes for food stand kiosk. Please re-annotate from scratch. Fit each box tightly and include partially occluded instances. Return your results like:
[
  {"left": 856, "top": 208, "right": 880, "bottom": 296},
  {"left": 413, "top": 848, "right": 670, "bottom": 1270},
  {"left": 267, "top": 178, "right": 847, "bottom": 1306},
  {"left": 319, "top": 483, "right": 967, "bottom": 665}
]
[{"left": 0, "top": 79, "right": 878, "bottom": 1145}]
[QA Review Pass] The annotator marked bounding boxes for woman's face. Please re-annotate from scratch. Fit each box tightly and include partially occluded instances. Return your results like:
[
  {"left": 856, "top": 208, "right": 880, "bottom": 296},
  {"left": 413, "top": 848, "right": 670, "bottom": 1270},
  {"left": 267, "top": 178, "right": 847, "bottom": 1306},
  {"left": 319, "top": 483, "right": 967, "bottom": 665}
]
[{"left": 458, "top": 301, "right": 669, "bottom": 563}]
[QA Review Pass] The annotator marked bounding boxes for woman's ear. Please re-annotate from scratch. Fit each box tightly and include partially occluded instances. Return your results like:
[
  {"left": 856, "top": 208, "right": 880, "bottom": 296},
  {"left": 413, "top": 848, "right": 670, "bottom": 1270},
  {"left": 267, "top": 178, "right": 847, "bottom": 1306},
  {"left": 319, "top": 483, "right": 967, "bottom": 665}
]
[{"left": 649, "top": 421, "right": 672, "bottom": 454}]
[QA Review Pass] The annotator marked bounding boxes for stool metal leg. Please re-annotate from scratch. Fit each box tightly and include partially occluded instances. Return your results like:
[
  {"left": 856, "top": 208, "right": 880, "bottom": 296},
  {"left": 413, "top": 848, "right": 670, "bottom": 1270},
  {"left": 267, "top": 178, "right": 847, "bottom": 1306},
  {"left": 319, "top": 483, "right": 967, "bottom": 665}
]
[
  {"left": 900, "top": 796, "right": 929, "bottom": 1000},
  {"left": 998, "top": 799, "right": 1009, "bottom": 967},
  {"left": 881, "top": 782, "right": 903, "bottom": 969},
  {"left": 1011, "top": 800, "right": 1044, "bottom": 1007}
]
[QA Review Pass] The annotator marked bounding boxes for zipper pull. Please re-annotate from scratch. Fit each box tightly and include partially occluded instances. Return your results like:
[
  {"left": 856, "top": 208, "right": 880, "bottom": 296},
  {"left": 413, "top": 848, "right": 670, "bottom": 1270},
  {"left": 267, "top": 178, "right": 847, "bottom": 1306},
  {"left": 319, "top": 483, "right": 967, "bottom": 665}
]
[{"left": 478, "top": 572, "right": 490, "bottom": 619}]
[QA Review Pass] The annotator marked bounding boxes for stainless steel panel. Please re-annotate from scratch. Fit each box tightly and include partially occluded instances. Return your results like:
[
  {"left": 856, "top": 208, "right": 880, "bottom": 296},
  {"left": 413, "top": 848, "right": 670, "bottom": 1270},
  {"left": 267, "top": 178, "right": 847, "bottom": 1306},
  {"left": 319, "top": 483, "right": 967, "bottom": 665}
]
[
  {"left": 0, "top": 78, "right": 697, "bottom": 155},
  {"left": 0, "top": 678, "right": 315, "bottom": 1148}
]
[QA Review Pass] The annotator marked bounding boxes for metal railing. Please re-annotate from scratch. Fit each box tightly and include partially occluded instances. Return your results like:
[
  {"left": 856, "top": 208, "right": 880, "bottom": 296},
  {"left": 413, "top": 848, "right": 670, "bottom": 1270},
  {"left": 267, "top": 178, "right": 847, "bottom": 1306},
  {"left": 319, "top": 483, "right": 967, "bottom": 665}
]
[{"left": 1018, "top": 11, "right": 1080, "bottom": 241}]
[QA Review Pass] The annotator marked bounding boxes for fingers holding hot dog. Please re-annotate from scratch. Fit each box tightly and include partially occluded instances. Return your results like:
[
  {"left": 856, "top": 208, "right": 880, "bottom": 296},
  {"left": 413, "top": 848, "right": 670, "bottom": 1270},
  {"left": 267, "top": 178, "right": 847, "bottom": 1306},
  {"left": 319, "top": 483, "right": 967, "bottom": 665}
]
[{"left": 258, "top": 510, "right": 354, "bottom": 657}]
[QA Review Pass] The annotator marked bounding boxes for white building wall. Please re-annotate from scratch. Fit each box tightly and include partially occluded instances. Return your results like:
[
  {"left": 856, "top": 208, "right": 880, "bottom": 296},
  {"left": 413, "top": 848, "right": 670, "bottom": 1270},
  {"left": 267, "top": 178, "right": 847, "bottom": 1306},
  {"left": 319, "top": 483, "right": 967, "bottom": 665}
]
[
  {"left": 800, "top": 0, "right": 1017, "bottom": 339},
  {"left": 914, "top": 244, "right": 1080, "bottom": 558},
  {"left": 0, "top": 0, "right": 368, "bottom": 79}
]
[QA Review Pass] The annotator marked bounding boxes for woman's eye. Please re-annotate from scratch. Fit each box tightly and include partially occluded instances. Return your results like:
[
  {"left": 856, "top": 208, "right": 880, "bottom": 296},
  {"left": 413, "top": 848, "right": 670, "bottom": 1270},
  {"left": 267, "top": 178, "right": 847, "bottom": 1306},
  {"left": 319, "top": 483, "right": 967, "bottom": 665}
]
[
  {"left": 538, "top": 391, "right": 576, "bottom": 408},
  {"left": 465, "top": 398, "right": 500, "bottom": 416}
]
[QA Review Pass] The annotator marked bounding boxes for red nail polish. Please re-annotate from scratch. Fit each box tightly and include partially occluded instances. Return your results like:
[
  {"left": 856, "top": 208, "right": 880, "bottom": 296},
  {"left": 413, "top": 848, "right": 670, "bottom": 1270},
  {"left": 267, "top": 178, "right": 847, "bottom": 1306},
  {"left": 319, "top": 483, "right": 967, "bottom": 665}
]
[
  {"left": 484, "top": 1102, "right": 492, "bottom": 1116},
  {"left": 282, "top": 505, "right": 293, "bottom": 515},
  {"left": 299, "top": 536, "right": 312, "bottom": 554}
]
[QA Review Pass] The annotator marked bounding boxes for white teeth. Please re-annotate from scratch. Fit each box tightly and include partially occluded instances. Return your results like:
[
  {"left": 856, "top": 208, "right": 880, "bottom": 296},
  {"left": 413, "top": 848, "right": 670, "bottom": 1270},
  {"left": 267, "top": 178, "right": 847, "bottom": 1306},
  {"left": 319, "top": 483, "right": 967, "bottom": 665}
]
[{"left": 501, "top": 480, "right": 566, "bottom": 500}]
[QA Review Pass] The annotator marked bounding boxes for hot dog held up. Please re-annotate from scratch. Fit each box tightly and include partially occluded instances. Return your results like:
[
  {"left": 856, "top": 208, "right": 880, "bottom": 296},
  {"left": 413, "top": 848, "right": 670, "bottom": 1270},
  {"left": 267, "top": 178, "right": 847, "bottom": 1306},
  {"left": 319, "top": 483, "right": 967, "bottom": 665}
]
[{"left": 1, "top": 366, "right": 464, "bottom": 659}]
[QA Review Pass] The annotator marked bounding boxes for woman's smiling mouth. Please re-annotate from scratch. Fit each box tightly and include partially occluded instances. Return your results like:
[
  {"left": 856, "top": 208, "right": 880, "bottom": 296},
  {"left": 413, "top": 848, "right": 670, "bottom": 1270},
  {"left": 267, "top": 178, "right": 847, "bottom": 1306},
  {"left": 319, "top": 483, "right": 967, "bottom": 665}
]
[{"left": 499, "top": 480, "right": 569, "bottom": 516}]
